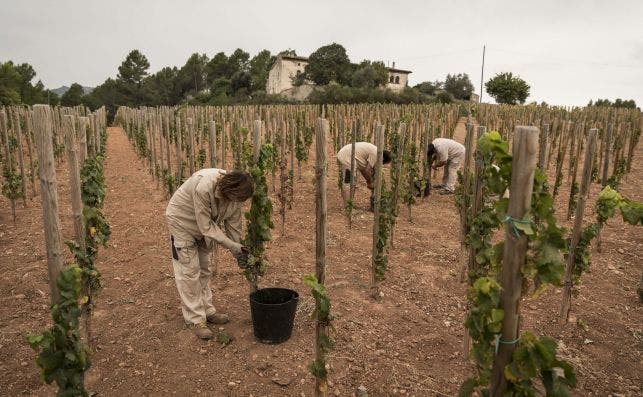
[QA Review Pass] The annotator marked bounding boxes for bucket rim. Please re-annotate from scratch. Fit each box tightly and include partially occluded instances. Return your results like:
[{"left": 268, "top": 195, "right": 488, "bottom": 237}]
[{"left": 249, "top": 287, "right": 299, "bottom": 307}]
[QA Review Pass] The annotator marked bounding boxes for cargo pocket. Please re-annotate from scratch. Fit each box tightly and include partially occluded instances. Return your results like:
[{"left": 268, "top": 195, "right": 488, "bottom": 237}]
[
  {"left": 343, "top": 169, "right": 352, "bottom": 184},
  {"left": 174, "top": 239, "right": 197, "bottom": 265}
]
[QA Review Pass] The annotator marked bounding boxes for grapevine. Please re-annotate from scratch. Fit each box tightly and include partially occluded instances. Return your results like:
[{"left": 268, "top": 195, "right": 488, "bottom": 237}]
[
  {"left": 461, "top": 131, "right": 575, "bottom": 396},
  {"left": 26, "top": 265, "right": 90, "bottom": 397},
  {"left": 374, "top": 181, "right": 392, "bottom": 281},
  {"left": 243, "top": 144, "right": 275, "bottom": 290},
  {"left": 303, "top": 274, "right": 334, "bottom": 382}
]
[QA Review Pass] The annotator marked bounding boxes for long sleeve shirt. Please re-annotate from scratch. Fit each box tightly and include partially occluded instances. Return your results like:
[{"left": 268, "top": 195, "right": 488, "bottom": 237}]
[
  {"left": 336, "top": 142, "right": 378, "bottom": 171},
  {"left": 432, "top": 138, "right": 466, "bottom": 164},
  {"left": 166, "top": 168, "right": 242, "bottom": 249}
]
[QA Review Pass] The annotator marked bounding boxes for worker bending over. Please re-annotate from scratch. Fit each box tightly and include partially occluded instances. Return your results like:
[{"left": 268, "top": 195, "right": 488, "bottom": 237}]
[
  {"left": 166, "top": 169, "right": 253, "bottom": 340},
  {"left": 336, "top": 142, "right": 391, "bottom": 210},
  {"left": 427, "top": 138, "right": 466, "bottom": 194}
]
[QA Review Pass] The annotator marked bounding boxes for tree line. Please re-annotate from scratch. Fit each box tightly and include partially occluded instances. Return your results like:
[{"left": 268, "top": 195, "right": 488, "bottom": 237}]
[{"left": 2, "top": 43, "right": 638, "bottom": 115}]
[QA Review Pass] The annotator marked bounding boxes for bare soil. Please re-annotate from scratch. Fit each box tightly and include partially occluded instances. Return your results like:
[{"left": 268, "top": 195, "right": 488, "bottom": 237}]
[{"left": 0, "top": 121, "right": 641, "bottom": 397}]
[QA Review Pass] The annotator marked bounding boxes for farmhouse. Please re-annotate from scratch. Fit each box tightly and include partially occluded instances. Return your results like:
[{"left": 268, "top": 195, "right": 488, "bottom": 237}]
[{"left": 267, "top": 54, "right": 412, "bottom": 99}]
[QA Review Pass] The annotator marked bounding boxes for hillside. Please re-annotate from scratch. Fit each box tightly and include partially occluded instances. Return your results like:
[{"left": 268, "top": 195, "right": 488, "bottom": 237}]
[{"left": 50, "top": 85, "right": 94, "bottom": 96}]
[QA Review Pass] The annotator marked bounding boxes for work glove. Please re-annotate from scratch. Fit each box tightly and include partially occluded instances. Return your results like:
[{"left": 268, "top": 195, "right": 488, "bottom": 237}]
[{"left": 235, "top": 247, "right": 249, "bottom": 269}]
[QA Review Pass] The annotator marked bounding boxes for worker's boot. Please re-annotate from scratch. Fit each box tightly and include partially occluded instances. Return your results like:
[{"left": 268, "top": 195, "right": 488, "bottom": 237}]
[
  {"left": 206, "top": 312, "right": 230, "bottom": 325},
  {"left": 187, "top": 322, "right": 213, "bottom": 340}
]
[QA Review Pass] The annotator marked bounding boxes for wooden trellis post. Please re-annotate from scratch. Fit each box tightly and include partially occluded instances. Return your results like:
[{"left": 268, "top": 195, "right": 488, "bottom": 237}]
[
  {"left": 63, "top": 115, "right": 86, "bottom": 253},
  {"left": 347, "top": 120, "right": 357, "bottom": 228},
  {"left": 560, "top": 128, "right": 598, "bottom": 323},
  {"left": 538, "top": 123, "right": 549, "bottom": 173},
  {"left": 23, "top": 109, "right": 37, "bottom": 198},
  {"left": 33, "top": 105, "right": 64, "bottom": 304},
  {"left": 370, "top": 124, "right": 385, "bottom": 299},
  {"left": 313, "top": 117, "right": 329, "bottom": 397},
  {"left": 388, "top": 122, "right": 407, "bottom": 249},
  {"left": 458, "top": 122, "right": 475, "bottom": 281},
  {"left": 187, "top": 117, "right": 195, "bottom": 175},
  {"left": 209, "top": 120, "right": 217, "bottom": 168},
  {"left": 176, "top": 116, "right": 183, "bottom": 183},
  {"left": 253, "top": 120, "right": 261, "bottom": 163},
  {"left": 463, "top": 125, "right": 487, "bottom": 356},
  {"left": 601, "top": 123, "right": 613, "bottom": 187},
  {"left": 1, "top": 109, "right": 17, "bottom": 220},
  {"left": 490, "top": 126, "right": 539, "bottom": 395},
  {"left": 78, "top": 117, "right": 88, "bottom": 166},
  {"left": 12, "top": 108, "right": 27, "bottom": 205}
]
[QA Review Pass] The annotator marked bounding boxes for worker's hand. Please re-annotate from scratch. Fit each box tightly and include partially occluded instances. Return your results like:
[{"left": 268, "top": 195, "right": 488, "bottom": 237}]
[{"left": 228, "top": 242, "right": 243, "bottom": 255}]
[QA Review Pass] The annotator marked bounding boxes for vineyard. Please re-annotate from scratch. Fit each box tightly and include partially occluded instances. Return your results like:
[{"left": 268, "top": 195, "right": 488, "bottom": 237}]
[{"left": 0, "top": 103, "right": 641, "bottom": 396}]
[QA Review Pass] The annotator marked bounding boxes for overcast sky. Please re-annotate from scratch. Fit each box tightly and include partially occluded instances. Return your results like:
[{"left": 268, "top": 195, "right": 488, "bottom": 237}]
[{"left": 2, "top": 0, "right": 642, "bottom": 106}]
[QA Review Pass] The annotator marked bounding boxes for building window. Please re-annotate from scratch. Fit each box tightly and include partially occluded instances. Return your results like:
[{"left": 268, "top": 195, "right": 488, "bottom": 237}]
[
  {"left": 389, "top": 76, "right": 394, "bottom": 83},
  {"left": 395, "top": 76, "right": 400, "bottom": 84}
]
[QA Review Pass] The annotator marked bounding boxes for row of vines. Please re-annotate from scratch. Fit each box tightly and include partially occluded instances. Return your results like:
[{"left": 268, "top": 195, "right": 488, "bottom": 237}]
[
  {"left": 111, "top": 102, "right": 641, "bottom": 397},
  {"left": 1, "top": 104, "right": 109, "bottom": 396}
]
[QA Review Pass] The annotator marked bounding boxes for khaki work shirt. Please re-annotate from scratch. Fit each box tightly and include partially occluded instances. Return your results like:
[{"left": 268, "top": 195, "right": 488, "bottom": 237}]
[
  {"left": 166, "top": 168, "right": 242, "bottom": 250},
  {"left": 336, "top": 142, "right": 378, "bottom": 171},
  {"left": 432, "top": 138, "right": 465, "bottom": 163}
]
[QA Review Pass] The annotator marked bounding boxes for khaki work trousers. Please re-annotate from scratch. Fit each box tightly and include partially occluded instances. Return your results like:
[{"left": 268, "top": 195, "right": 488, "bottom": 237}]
[
  {"left": 442, "top": 154, "right": 464, "bottom": 192},
  {"left": 171, "top": 236, "right": 218, "bottom": 325}
]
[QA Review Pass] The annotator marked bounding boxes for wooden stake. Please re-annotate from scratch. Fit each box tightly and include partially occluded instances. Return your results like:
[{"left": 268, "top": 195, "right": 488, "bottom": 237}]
[
  {"left": 463, "top": 125, "right": 487, "bottom": 357},
  {"left": 12, "top": 108, "right": 27, "bottom": 205},
  {"left": 490, "top": 126, "right": 539, "bottom": 395},
  {"left": 78, "top": 117, "right": 88, "bottom": 166},
  {"left": 253, "top": 120, "right": 261, "bottom": 164},
  {"left": 209, "top": 120, "right": 217, "bottom": 168},
  {"left": 601, "top": 123, "right": 613, "bottom": 187},
  {"left": 559, "top": 128, "right": 598, "bottom": 323},
  {"left": 370, "top": 124, "right": 385, "bottom": 299},
  {"left": 1, "top": 109, "right": 16, "bottom": 220},
  {"left": 313, "top": 117, "right": 329, "bottom": 397},
  {"left": 458, "top": 122, "right": 475, "bottom": 281},
  {"left": 538, "top": 123, "right": 549, "bottom": 173},
  {"left": 33, "top": 105, "right": 64, "bottom": 304},
  {"left": 388, "top": 122, "right": 407, "bottom": 249}
]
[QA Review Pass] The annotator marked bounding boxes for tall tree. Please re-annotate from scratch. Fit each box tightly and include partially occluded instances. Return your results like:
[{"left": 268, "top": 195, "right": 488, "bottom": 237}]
[
  {"left": 485, "top": 72, "right": 530, "bottom": 105},
  {"left": 0, "top": 61, "right": 22, "bottom": 104},
  {"left": 82, "top": 78, "right": 126, "bottom": 117},
  {"left": 231, "top": 71, "right": 252, "bottom": 96},
  {"left": 228, "top": 49, "right": 250, "bottom": 76},
  {"left": 14, "top": 63, "right": 38, "bottom": 103},
  {"left": 305, "top": 43, "right": 352, "bottom": 85},
  {"left": 206, "top": 52, "right": 229, "bottom": 84},
  {"left": 176, "top": 53, "right": 209, "bottom": 98},
  {"left": 249, "top": 50, "right": 275, "bottom": 92},
  {"left": 61, "top": 83, "right": 84, "bottom": 106},
  {"left": 117, "top": 50, "right": 150, "bottom": 86},
  {"left": 351, "top": 60, "right": 388, "bottom": 89},
  {"left": 0, "top": 61, "right": 56, "bottom": 105},
  {"left": 142, "top": 66, "right": 179, "bottom": 105},
  {"left": 414, "top": 80, "right": 442, "bottom": 96},
  {"left": 444, "top": 73, "right": 474, "bottom": 100}
]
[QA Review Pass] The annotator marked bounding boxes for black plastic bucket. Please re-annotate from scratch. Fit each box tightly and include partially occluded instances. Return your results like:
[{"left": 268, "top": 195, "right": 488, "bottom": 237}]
[{"left": 249, "top": 287, "right": 299, "bottom": 344}]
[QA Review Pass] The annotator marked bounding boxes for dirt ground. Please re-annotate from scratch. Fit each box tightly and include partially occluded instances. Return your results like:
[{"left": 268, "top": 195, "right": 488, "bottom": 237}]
[{"left": 0, "top": 120, "right": 641, "bottom": 397}]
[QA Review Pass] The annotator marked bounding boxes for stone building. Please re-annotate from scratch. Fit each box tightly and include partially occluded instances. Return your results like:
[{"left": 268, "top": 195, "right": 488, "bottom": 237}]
[{"left": 267, "top": 55, "right": 412, "bottom": 98}]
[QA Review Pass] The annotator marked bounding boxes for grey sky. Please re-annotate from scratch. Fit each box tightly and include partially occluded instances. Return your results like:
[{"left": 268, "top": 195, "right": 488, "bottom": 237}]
[{"left": 2, "top": 0, "right": 642, "bottom": 106}]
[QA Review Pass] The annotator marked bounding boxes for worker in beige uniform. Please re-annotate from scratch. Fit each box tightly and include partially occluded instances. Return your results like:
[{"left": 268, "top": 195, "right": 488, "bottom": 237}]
[
  {"left": 427, "top": 138, "right": 466, "bottom": 194},
  {"left": 166, "top": 169, "right": 253, "bottom": 340},
  {"left": 336, "top": 142, "right": 391, "bottom": 210}
]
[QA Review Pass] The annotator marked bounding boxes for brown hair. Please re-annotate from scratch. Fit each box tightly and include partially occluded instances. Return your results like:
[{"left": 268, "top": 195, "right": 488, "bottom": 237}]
[{"left": 219, "top": 171, "right": 254, "bottom": 201}]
